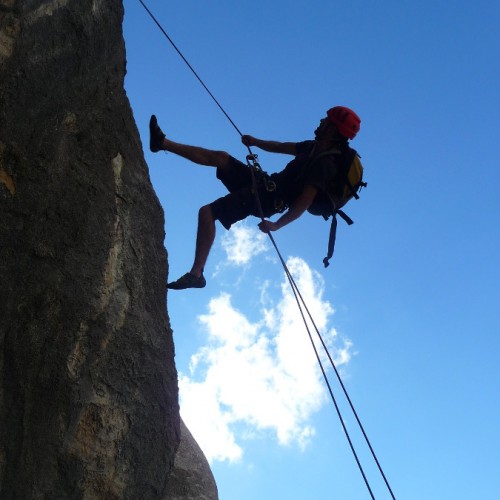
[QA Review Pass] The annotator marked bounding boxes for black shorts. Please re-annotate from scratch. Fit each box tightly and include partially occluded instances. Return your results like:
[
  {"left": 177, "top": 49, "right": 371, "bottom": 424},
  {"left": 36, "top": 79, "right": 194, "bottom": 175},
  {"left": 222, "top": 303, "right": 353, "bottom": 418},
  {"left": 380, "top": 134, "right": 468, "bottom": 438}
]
[{"left": 210, "top": 156, "right": 279, "bottom": 230}]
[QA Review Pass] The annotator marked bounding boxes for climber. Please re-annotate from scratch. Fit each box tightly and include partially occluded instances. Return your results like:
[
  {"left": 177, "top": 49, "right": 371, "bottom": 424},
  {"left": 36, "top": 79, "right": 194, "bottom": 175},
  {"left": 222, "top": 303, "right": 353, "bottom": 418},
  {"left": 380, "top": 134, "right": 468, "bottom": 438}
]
[{"left": 149, "top": 106, "right": 361, "bottom": 290}]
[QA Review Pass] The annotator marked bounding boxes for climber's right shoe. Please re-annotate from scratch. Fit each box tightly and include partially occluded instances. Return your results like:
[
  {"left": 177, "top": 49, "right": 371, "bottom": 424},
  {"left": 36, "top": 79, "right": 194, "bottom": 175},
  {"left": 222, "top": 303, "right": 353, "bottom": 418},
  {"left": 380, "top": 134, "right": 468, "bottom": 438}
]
[
  {"left": 167, "top": 272, "right": 206, "bottom": 290},
  {"left": 149, "top": 114, "right": 166, "bottom": 153}
]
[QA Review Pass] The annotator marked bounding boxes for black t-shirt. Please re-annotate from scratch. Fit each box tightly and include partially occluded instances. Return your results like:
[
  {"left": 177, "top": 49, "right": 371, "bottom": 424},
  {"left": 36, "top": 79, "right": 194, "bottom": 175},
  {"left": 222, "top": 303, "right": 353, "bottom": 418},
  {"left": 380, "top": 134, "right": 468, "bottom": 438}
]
[{"left": 270, "top": 140, "right": 341, "bottom": 206}]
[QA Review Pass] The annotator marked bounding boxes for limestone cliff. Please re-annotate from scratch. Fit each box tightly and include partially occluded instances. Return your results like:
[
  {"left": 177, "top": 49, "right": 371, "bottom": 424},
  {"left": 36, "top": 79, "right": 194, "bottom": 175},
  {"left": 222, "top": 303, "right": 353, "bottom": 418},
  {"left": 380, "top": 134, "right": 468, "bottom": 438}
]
[{"left": 0, "top": 1, "right": 216, "bottom": 498}]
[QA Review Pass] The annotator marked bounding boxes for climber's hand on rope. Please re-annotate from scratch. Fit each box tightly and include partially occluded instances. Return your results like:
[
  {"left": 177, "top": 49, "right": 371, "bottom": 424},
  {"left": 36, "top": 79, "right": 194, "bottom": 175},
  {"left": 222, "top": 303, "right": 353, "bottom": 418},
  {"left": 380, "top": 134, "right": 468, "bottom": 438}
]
[
  {"left": 258, "top": 219, "right": 279, "bottom": 233},
  {"left": 241, "top": 135, "right": 256, "bottom": 147}
]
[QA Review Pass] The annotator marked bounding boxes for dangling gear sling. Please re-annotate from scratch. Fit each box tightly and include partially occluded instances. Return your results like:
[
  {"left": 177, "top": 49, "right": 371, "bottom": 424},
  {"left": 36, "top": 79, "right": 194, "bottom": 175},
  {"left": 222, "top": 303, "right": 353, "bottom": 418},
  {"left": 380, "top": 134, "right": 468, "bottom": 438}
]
[{"left": 301, "top": 145, "right": 366, "bottom": 267}]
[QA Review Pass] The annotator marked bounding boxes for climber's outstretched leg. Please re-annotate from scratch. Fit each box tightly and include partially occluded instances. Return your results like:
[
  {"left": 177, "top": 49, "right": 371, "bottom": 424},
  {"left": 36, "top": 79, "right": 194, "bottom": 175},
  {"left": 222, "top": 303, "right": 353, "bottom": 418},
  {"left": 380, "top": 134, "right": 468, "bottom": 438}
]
[{"left": 149, "top": 115, "right": 230, "bottom": 169}]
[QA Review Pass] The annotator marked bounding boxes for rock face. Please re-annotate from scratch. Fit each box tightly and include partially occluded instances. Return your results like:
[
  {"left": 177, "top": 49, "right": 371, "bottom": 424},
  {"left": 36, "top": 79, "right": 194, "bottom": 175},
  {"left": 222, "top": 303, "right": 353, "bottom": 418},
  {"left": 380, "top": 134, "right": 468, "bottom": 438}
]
[
  {"left": 0, "top": 1, "right": 215, "bottom": 498},
  {"left": 165, "top": 419, "right": 219, "bottom": 500}
]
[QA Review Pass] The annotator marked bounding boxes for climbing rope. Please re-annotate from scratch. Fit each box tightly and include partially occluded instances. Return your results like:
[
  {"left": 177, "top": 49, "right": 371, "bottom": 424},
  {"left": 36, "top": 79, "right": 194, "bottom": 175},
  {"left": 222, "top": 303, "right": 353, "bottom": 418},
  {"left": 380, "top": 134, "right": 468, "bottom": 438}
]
[
  {"left": 137, "top": 0, "right": 244, "bottom": 137},
  {"left": 137, "top": 2, "right": 396, "bottom": 498}
]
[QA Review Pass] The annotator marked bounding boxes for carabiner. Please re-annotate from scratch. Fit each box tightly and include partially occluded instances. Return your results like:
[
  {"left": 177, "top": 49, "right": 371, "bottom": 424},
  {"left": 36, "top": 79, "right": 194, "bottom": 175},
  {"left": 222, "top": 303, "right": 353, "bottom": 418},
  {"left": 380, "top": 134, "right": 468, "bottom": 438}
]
[{"left": 246, "top": 153, "right": 262, "bottom": 172}]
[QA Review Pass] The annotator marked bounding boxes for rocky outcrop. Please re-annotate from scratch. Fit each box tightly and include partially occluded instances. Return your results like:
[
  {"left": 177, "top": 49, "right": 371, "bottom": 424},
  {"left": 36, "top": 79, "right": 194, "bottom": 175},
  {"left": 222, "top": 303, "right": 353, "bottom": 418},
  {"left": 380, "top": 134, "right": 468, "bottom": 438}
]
[
  {"left": 0, "top": 1, "right": 216, "bottom": 498},
  {"left": 165, "top": 419, "right": 219, "bottom": 500}
]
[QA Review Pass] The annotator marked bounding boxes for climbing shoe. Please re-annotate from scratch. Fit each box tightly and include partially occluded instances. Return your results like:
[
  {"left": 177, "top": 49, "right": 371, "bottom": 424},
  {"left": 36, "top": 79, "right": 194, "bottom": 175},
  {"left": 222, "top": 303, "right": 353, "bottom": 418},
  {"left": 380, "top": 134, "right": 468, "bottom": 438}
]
[
  {"left": 167, "top": 272, "right": 206, "bottom": 290},
  {"left": 149, "top": 114, "right": 166, "bottom": 153}
]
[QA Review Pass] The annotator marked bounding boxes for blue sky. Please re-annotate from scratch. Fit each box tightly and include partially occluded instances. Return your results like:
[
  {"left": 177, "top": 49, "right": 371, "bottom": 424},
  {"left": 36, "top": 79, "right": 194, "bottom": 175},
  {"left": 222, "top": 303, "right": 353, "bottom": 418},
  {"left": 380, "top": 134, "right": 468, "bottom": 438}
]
[{"left": 123, "top": 1, "right": 499, "bottom": 498}]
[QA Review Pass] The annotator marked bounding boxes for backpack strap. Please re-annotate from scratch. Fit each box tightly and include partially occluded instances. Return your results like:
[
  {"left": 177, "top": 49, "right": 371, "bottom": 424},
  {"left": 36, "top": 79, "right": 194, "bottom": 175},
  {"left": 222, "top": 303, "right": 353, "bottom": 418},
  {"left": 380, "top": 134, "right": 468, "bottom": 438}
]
[
  {"left": 297, "top": 145, "right": 341, "bottom": 181},
  {"left": 323, "top": 209, "right": 354, "bottom": 268}
]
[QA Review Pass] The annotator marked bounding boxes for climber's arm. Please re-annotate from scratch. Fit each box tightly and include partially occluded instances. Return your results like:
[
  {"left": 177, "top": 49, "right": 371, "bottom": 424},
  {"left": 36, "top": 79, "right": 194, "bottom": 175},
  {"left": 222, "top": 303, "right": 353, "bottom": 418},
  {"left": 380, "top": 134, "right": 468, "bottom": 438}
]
[
  {"left": 258, "top": 184, "right": 317, "bottom": 233},
  {"left": 241, "top": 135, "right": 297, "bottom": 155}
]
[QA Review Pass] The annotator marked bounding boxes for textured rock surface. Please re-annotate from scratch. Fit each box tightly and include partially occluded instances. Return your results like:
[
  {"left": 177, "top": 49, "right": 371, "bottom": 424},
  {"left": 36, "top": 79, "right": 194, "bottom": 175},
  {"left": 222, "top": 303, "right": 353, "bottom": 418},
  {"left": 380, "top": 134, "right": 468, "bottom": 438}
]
[
  {"left": 165, "top": 419, "right": 219, "bottom": 500},
  {"left": 0, "top": 1, "right": 184, "bottom": 498}
]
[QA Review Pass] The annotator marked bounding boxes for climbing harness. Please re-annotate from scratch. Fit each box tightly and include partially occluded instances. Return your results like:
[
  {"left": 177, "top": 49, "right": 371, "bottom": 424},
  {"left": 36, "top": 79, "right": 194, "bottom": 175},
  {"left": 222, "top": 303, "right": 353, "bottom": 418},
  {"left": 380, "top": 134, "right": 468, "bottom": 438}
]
[
  {"left": 246, "top": 153, "right": 286, "bottom": 213},
  {"left": 137, "top": 3, "right": 396, "bottom": 499}
]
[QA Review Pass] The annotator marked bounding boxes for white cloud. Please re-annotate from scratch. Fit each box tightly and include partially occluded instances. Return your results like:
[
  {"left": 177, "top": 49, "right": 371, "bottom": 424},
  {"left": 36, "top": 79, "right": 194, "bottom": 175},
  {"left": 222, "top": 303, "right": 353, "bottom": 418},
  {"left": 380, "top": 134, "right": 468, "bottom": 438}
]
[
  {"left": 220, "top": 221, "right": 269, "bottom": 266},
  {"left": 178, "top": 376, "right": 244, "bottom": 463},
  {"left": 179, "top": 256, "right": 353, "bottom": 464}
]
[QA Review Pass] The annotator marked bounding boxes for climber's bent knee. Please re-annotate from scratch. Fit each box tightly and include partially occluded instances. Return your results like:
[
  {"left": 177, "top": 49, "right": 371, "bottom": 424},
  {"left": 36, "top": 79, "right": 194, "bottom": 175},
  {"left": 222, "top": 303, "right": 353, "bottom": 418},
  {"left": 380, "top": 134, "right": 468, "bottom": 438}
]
[{"left": 209, "top": 188, "right": 256, "bottom": 230}]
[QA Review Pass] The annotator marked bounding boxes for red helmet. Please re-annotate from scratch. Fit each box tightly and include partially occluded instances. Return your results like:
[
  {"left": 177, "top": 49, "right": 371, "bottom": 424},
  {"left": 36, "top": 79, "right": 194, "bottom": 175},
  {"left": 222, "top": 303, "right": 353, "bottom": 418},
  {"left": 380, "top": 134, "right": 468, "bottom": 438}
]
[{"left": 327, "top": 106, "right": 361, "bottom": 139}]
